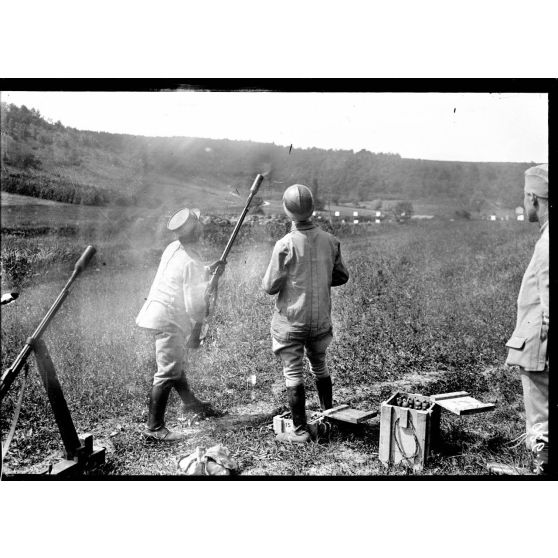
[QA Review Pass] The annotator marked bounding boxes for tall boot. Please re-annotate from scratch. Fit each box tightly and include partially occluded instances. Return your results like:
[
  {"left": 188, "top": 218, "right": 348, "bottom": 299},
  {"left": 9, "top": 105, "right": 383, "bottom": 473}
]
[
  {"left": 145, "top": 381, "right": 186, "bottom": 442},
  {"left": 174, "top": 374, "right": 220, "bottom": 417},
  {"left": 276, "top": 384, "right": 310, "bottom": 444},
  {"left": 316, "top": 376, "right": 333, "bottom": 411}
]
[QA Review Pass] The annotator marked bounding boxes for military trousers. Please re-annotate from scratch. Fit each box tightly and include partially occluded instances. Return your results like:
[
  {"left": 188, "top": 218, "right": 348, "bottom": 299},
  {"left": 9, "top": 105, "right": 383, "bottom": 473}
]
[
  {"left": 272, "top": 330, "right": 333, "bottom": 387},
  {"left": 153, "top": 325, "right": 188, "bottom": 387},
  {"left": 519, "top": 366, "right": 549, "bottom": 450}
]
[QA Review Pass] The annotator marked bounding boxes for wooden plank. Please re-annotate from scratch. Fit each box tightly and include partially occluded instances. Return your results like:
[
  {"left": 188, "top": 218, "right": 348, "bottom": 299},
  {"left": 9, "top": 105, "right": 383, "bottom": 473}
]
[
  {"left": 412, "top": 412, "right": 427, "bottom": 472},
  {"left": 397, "top": 407, "right": 409, "bottom": 428},
  {"left": 323, "top": 406, "right": 377, "bottom": 424},
  {"left": 434, "top": 396, "right": 495, "bottom": 415},
  {"left": 378, "top": 405, "right": 393, "bottom": 465},
  {"left": 322, "top": 404, "right": 350, "bottom": 416},
  {"left": 430, "top": 391, "right": 469, "bottom": 401}
]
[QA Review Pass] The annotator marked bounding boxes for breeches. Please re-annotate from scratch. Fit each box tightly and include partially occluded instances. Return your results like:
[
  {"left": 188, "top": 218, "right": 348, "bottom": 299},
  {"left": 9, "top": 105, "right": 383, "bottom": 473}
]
[
  {"left": 519, "top": 367, "right": 549, "bottom": 449},
  {"left": 272, "top": 332, "right": 333, "bottom": 387},
  {"left": 153, "top": 326, "right": 187, "bottom": 386}
]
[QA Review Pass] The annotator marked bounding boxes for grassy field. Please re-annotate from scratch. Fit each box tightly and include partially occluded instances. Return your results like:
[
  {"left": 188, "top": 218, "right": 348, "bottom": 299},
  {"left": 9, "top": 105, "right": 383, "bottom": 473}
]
[{"left": 0, "top": 203, "right": 537, "bottom": 476}]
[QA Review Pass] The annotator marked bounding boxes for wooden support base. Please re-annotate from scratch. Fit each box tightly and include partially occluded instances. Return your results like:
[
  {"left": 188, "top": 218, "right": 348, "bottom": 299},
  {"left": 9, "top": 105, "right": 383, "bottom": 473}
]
[
  {"left": 32, "top": 339, "right": 106, "bottom": 475},
  {"left": 45, "top": 435, "right": 106, "bottom": 476}
]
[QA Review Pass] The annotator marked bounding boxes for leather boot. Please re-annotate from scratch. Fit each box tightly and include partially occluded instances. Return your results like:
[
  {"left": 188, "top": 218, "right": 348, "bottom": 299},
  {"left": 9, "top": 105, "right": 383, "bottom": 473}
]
[
  {"left": 174, "top": 374, "right": 220, "bottom": 418},
  {"left": 276, "top": 384, "right": 310, "bottom": 444},
  {"left": 316, "top": 376, "right": 333, "bottom": 410},
  {"left": 145, "top": 381, "right": 186, "bottom": 442}
]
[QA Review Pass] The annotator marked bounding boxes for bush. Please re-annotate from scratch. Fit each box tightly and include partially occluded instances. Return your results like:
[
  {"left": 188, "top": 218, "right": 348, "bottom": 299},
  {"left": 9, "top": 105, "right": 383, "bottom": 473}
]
[
  {"left": 389, "top": 201, "right": 414, "bottom": 222},
  {"left": 0, "top": 171, "right": 114, "bottom": 206}
]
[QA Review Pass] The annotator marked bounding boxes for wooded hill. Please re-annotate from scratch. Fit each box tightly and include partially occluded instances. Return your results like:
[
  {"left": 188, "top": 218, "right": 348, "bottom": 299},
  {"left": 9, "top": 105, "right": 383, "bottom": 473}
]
[{"left": 0, "top": 102, "right": 535, "bottom": 215}]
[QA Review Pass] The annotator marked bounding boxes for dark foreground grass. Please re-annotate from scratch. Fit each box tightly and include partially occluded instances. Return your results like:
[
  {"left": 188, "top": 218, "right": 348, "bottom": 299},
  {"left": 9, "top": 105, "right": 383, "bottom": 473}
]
[{"left": 1, "top": 220, "right": 537, "bottom": 476}]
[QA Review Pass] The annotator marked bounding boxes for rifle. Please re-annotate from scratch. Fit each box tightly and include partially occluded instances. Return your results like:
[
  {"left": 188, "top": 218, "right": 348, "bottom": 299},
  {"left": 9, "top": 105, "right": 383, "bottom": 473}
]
[
  {"left": 186, "top": 173, "right": 265, "bottom": 348},
  {"left": 0, "top": 246, "right": 96, "bottom": 401}
]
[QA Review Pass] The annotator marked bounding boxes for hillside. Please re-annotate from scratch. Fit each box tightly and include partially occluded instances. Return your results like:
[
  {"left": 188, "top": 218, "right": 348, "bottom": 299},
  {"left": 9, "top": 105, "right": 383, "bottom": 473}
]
[{"left": 0, "top": 102, "right": 535, "bottom": 216}]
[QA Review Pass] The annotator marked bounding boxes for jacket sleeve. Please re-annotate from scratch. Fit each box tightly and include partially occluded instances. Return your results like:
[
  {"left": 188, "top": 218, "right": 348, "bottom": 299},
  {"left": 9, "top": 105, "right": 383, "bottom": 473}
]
[
  {"left": 535, "top": 236, "right": 549, "bottom": 325},
  {"left": 331, "top": 240, "right": 349, "bottom": 287},
  {"left": 262, "top": 239, "right": 290, "bottom": 295},
  {"left": 183, "top": 260, "right": 209, "bottom": 322}
]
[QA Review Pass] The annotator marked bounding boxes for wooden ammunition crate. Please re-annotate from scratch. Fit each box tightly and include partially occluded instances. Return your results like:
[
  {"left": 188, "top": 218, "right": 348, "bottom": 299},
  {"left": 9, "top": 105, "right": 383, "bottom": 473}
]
[
  {"left": 379, "top": 390, "right": 495, "bottom": 471},
  {"left": 379, "top": 392, "right": 440, "bottom": 472}
]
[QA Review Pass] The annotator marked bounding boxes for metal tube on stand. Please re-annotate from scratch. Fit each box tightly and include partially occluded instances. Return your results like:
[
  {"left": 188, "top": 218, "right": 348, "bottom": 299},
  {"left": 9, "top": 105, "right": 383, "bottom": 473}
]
[{"left": 0, "top": 246, "right": 96, "bottom": 400}]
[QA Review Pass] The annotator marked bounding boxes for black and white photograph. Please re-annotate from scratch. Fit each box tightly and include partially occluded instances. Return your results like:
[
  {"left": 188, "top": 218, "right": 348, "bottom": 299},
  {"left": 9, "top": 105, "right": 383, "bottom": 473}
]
[
  {"left": 1, "top": 1, "right": 557, "bottom": 556},
  {"left": 0, "top": 84, "right": 552, "bottom": 479}
]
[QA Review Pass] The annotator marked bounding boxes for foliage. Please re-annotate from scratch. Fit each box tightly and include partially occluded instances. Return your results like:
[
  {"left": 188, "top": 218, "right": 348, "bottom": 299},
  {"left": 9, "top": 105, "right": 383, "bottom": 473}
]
[
  {"left": 1, "top": 171, "right": 113, "bottom": 205},
  {"left": 388, "top": 201, "right": 414, "bottom": 222},
  {"left": 455, "top": 209, "right": 472, "bottom": 220}
]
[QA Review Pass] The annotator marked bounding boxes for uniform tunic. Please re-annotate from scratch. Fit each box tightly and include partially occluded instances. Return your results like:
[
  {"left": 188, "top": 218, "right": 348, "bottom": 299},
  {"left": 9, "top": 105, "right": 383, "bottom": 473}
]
[
  {"left": 505, "top": 222, "right": 549, "bottom": 371},
  {"left": 505, "top": 221, "right": 549, "bottom": 448},
  {"left": 136, "top": 240, "right": 209, "bottom": 386},
  {"left": 262, "top": 221, "right": 349, "bottom": 386},
  {"left": 262, "top": 221, "right": 349, "bottom": 340}
]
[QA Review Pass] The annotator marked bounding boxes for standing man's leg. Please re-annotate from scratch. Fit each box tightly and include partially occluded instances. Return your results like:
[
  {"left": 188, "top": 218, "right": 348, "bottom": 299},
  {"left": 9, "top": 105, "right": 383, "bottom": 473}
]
[
  {"left": 520, "top": 366, "right": 549, "bottom": 472},
  {"left": 272, "top": 336, "right": 310, "bottom": 443},
  {"left": 145, "top": 326, "right": 186, "bottom": 441},
  {"left": 174, "top": 347, "right": 219, "bottom": 417},
  {"left": 306, "top": 331, "right": 334, "bottom": 410}
]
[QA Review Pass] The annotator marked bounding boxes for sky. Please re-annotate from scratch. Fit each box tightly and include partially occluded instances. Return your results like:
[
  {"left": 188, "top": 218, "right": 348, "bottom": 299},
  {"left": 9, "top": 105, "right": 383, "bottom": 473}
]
[{"left": 1, "top": 90, "right": 548, "bottom": 163}]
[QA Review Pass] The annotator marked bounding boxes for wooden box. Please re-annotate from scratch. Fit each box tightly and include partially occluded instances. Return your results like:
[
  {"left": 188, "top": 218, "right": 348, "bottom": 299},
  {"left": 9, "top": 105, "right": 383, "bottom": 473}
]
[
  {"left": 379, "top": 392, "right": 440, "bottom": 472},
  {"left": 379, "top": 390, "right": 495, "bottom": 471},
  {"left": 273, "top": 411, "right": 324, "bottom": 439}
]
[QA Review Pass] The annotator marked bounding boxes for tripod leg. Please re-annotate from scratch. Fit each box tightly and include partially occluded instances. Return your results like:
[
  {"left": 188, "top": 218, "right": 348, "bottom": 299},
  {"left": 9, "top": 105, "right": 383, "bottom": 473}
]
[{"left": 33, "top": 338, "right": 81, "bottom": 460}]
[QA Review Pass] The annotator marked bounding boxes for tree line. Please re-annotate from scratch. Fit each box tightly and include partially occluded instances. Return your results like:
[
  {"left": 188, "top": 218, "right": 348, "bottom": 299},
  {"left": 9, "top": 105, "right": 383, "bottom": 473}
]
[{"left": 1, "top": 102, "right": 535, "bottom": 210}]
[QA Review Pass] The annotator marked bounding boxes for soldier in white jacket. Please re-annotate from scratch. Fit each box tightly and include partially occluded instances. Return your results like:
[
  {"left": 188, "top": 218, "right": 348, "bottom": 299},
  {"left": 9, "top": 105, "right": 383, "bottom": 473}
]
[
  {"left": 136, "top": 207, "right": 224, "bottom": 441},
  {"left": 505, "top": 164, "right": 549, "bottom": 473}
]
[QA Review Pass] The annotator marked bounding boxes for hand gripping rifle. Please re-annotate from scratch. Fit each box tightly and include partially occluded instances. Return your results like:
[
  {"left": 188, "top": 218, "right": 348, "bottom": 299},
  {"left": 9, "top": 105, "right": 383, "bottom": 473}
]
[{"left": 186, "top": 173, "right": 265, "bottom": 348}]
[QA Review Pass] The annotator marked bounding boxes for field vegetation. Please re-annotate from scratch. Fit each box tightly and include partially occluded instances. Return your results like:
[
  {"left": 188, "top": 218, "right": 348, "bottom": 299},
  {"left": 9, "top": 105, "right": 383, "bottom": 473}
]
[{"left": 0, "top": 206, "right": 536, "bottom": 476}]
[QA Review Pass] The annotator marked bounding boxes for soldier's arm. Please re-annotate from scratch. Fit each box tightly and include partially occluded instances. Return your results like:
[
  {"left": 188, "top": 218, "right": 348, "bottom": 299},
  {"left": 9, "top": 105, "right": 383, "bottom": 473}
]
[
  {"left": 535, "top": 239, "right": 549, "bottom": 339},
  {"left": 262, "top": 240, "right": 289, "bottom": 295},
  {"left": 183, "top": 260, "right": 209, "bottom": 322},
  {"left": 331, "top": 240, "right": 349, "bottom": 287}
]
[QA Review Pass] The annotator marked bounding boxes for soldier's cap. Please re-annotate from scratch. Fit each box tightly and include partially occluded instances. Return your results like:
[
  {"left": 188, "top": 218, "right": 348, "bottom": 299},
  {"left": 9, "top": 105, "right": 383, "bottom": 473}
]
[
  {"left": 525, "top": 164, "right": 548, "bottom": 198},
  {"left": 167, "top": 207, "right": 201, "bottom": 233},
  {"left": 282, "top": 184, "right": 314, "bottom": 221}
]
